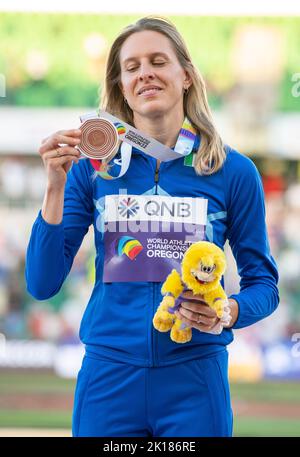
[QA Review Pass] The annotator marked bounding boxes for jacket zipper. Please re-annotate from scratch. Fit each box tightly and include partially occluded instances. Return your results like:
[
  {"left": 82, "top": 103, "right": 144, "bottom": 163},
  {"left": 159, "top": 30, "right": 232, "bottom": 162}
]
[
  {"left": 151, "top": 160, "right": 160, "bottom": 366},
  {"left": 151, "top": 282, "right": 157, "bottom": 367},
  {"left": 154, "top": 160, "right": 160, "bottom": 194}
]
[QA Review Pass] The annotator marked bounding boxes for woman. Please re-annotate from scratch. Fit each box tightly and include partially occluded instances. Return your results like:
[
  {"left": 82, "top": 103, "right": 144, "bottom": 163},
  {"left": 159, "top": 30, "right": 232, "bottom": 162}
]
[{"left": 25, "top": 17, "right": 279, "bottom": 437}]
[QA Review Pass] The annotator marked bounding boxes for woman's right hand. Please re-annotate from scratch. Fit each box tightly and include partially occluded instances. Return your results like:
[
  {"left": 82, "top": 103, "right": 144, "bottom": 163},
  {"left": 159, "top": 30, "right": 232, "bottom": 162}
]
[{"left": 38, "top": 129, "right": 82, "bottom": 189}]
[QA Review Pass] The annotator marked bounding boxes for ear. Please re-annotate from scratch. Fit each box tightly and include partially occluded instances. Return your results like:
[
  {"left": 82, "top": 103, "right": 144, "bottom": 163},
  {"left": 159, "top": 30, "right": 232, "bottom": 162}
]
[{"left": 183, "top": 71, "right": 192, "bottom": 90}]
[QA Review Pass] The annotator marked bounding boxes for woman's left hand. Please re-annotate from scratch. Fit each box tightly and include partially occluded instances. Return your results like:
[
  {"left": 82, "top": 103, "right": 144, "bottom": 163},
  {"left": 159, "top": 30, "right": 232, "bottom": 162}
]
[
  {"left": 175, "top": 290, "right": 237, "bottom": 334},
  {"left": 175, "top": 290, "right": 220, "bottom": 333}
]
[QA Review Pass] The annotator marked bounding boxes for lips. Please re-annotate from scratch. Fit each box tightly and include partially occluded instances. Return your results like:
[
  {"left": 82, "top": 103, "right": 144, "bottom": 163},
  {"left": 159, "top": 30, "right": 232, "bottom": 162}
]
[{"left": 137, "top": 85, "right": 162, "bottom": 96}]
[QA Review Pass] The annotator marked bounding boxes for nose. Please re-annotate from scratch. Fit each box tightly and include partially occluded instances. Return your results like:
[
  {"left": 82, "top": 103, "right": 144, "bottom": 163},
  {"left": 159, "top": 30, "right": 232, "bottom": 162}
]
[{"left": 138, "top": 63, "right": 155, "bottom": 81}]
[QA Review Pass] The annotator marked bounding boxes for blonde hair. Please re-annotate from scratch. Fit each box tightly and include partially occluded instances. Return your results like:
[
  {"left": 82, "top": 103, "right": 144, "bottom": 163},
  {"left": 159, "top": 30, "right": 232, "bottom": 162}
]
[{"left": 102, "top": 16, "right": 226, "bottom": 175}]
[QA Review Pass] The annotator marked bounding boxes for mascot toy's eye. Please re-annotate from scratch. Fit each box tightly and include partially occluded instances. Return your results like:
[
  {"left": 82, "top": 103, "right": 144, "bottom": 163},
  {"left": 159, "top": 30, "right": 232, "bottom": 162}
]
[{"left": 200, "top": 264, "right": 216, "bottom": 274}]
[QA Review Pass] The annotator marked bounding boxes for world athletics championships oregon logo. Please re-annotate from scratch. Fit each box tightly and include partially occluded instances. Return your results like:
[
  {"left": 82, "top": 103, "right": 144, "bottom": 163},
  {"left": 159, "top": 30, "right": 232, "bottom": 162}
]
[
  {"left": 118, "top": 197, "right": 140, "bottom": 219},
  {"left": 114, "top": 122, "right": 126, "bottom": 135}
]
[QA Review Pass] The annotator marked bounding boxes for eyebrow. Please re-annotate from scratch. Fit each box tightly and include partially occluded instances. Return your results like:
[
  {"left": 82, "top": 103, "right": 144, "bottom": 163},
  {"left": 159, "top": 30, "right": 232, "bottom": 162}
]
[{"left": 122, "top": 52, "right": 169, "bottom": 66}]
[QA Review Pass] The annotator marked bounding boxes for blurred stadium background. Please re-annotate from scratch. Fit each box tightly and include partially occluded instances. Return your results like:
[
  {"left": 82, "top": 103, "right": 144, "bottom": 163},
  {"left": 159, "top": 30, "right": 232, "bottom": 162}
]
[{"left": 0, "top": 1, "right": 300, "bottom": 437}]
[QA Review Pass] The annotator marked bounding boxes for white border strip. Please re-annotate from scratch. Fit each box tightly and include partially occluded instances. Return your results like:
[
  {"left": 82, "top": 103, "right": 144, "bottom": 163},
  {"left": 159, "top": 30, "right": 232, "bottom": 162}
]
[{"left": 1, "top": 0, "right": 300, "bottom": 16}]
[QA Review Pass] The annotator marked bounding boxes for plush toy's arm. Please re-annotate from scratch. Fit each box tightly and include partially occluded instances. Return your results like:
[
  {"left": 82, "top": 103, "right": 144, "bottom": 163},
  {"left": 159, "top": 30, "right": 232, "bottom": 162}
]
[
  {"left": 203, "top": 284, "right": 228, "bottom": 318},
  {"left": 161, "top": 269, "right": 184, "bottom": 299},
  {"left": 153, "top": 269, "right": 184, "bottom": 332}
]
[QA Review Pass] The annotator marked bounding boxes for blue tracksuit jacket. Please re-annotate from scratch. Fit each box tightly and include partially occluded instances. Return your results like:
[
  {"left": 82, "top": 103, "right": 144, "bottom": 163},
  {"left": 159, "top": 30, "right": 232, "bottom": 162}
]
[{"left": 25, "top": 141, "right": 279, "bottom": 368}]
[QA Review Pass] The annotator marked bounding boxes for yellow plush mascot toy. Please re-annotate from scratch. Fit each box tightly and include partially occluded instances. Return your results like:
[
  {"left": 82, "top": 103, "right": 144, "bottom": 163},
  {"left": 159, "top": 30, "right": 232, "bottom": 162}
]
[{"left": 153, "top": 241, "right": 228, "bottom": 343}]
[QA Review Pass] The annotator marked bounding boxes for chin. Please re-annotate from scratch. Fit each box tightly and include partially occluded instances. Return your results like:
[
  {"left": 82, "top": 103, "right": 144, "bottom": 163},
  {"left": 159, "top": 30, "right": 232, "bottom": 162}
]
[{"left": 137, "top": 102, "right": 170, "bottom": 118}]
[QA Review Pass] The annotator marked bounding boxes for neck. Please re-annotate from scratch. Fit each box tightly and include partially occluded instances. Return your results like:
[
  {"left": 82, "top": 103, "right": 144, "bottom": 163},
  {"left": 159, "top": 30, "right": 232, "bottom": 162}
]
[{"left": 133, "top": 111, "right": 185, "bottom": 148}]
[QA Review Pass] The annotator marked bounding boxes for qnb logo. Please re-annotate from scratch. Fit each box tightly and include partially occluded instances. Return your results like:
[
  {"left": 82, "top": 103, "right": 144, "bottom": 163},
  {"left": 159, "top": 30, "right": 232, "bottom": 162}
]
[
  {"left": 0, "top": 74, "right": 6, "bottom": 98},
  {"left": 145, "top": 200, "right": 191, "bottom": 218},
  {"left": 118, "top": 197, "right": 140, "bottom": 218},
  {"left": 291, "top": 73, "right": 300, "bottom": 98}
]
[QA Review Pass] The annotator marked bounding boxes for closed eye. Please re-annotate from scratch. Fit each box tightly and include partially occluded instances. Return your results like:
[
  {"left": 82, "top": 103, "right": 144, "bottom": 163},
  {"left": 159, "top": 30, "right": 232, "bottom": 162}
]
[
  {"left": 126, "top": 61, "right": 166, "bottom": 72},
  {"left": 126, "top": 66, "right": 139, "bottom": 72}
]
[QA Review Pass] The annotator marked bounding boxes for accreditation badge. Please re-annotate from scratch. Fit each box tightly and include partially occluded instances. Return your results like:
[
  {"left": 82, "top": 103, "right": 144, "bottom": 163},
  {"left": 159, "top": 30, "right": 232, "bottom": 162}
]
[{"left": 103, "top": 195, "right": 207, "bottom": 282}]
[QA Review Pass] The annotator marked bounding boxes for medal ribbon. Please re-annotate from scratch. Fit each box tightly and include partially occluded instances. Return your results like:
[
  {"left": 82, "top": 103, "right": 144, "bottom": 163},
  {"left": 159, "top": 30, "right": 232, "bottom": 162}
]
[{"left": 78, "top": 109, "right": 197, "bottom": 180}]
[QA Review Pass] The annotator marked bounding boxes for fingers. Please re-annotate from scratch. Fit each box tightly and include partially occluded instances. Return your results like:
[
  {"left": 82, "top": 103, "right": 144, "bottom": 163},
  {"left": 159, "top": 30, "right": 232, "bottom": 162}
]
[
  {"left": 180, "top": 300, "right": 217, "bottom": 318},
  {"left": 175, "top": 309, "right": 219, "bottom": 332},
  {"left": 181, "top": 290, "right": 204, "bottom": 301},
  {"left": 44, "top": 129, "right": 82, "bottom": 142},
  {"left": 41, "top": 148, "right": 81, "bottom": 171},
  {"left": 43, "top": 146, "right": 81, "bottom": 161},
  {"left": 46, "top": 155, "right": 79, "bottom": 169},
  {"left": 42, "top": 129, "right": 81, "bottom": 143},
  {"left": 39, "top": 129, "right": 82, "bottom": 155},
  {"left": 177, "top": 306, "right": 217, "bottom": 327}
]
